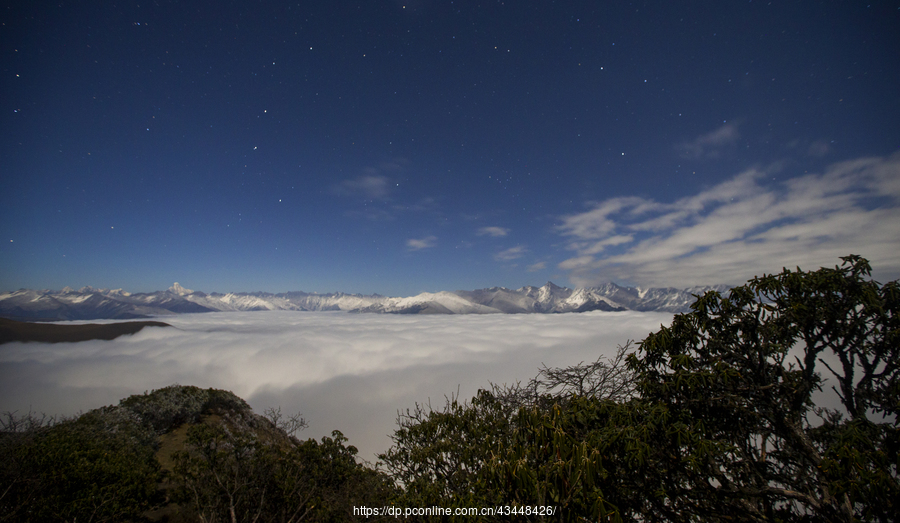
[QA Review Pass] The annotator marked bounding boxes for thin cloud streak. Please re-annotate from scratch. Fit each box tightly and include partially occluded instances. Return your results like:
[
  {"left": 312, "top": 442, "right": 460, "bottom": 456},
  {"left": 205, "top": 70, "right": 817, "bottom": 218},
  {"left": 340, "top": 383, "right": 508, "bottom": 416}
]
[
  {"left": 495, "top": 245, "right": 527, "bottom": 261},
  {"left": 333, "top": 175, "right": 392, "bottom": 200},
  {"left": 477, "top": 226, "right": 510, "bottom": 237},
  {"left": 0, "top": 311, "right": 672, "bottom": 461},
  {"left": 677, "top": 123, "right": 741, "bottom": 159},
  {"left": 406, "top": 236, "right": 437, "bottom": 251},
  {"left": 557, "top": 152, "right": 900, "bottom": 287}
]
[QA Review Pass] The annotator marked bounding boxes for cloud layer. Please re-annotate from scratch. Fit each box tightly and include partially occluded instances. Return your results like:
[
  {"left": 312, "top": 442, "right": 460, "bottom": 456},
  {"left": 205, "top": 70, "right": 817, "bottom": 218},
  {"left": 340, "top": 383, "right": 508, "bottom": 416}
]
[
  {"left": 557, "top": 153, "right": 900, "bottom": 287},
  {"left": 0, "top": 311, "right": 671, "bottom": 461}
]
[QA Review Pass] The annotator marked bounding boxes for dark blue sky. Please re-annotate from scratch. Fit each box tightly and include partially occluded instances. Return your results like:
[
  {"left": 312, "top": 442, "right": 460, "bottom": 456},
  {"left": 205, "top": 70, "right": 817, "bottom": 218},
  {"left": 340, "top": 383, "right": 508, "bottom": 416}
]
[{"left": 3, "top": 1, "right": 899, "bottom": 295}]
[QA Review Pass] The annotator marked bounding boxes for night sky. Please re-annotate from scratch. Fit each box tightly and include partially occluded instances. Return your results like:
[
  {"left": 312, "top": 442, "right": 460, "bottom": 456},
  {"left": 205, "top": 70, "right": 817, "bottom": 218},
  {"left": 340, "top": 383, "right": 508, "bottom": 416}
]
[{"left": 2, "top": 1, "right": 899, "bottom": 295}]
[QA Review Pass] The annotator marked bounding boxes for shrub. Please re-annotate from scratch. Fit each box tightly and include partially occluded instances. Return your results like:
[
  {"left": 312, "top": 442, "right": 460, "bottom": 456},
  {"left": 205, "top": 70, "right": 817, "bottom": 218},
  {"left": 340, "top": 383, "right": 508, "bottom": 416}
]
[{"left": 0, "top": 408, "right": 161, "bottom": 522}]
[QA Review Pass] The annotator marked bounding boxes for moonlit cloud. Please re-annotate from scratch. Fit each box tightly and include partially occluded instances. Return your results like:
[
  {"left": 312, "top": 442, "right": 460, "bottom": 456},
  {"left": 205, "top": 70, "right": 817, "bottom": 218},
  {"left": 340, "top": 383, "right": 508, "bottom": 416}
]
[
  {"left": 0, "top": 311, "right": 672, "bottom": 461},
  {"left": 404, "top": 197, "right": 438, "bottom": 213},
  {"left": 477, "top": 226, "right": 510, "bottom": 237},
  {"left": 495, "top": 245, "right": 527, "bottom": 261},
  {"left": 334, "top": 175, "right": 392, "bottom": 200},
  {"left": 406, "top": 235, "right": 437, "bottom": 251},
  {"left": 556, "top": 153, "right": 900, "bottom": 288},
  {"left": 678, "top": 123, "right": 740, "bottom": 159},
  {"left": 807, "top": 140, "right": 831, "bottom": 157}
]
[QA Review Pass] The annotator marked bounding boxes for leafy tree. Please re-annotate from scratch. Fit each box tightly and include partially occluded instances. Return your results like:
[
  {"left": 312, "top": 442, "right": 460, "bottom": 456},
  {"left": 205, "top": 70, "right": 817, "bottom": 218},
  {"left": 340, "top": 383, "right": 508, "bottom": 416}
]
[
  {"left": 380, "top": 345, "right": 636, "bottom": 521},
  {"left": 0, "top": 408, "right": 161, "bottom": 522},
  {"left": 0, "top": 411, "right": 55, "bottom": 522},
  {"left": 172, "top": 411, "right": 396, "bottom": 523},
  {"left": 292, "top": 431, "right": 397, "bottom": 523},
  {"left": 379, "top": 389, "right": 516, "bottom": 513},
  {"left": 385, "top": 256, "right": 898, "bottom": 522},
  {"left": 621, "top": 254, "right": 898, "bottom": 522}
]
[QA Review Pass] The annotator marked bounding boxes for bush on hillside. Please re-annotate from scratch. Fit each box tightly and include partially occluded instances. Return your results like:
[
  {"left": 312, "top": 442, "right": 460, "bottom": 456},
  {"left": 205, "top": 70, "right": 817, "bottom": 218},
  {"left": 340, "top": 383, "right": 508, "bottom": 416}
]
[
  {"left": 118, "top": 384, "right": 251, "bottom": 434},
  {"left": 382, "top": 255, "right": 899, "bottom": 522},
  {"left": 0, "top": 408, "right": 161, "bottom": 522},
  {"left": 171, "top": 422, "right": 396, "bottom": 523}
]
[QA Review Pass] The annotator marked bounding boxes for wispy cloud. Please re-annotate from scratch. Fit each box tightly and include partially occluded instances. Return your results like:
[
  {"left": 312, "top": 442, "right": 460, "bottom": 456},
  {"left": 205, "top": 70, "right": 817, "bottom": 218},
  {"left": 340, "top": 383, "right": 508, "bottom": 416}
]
[
  {"left": 477, "top": 226, "right": 510, "bottom": 237},
  {"left": 556, "top": 153, "right": 900, "bottom": 287},
  {"left": 331, "top": 159, "right": 410, "bottom": 200},
  {"left": 333, "top": 175, "right": 392, "bottom": 200},
  {"left": 406, "top": 235, "right": 437, "bottom": 251},
  {"left": 677, "top": 123, "right": 740, "bottom": 159},
  {"left": 404, "top": 197, "right": 438, "bottom": 213},
  {"left": 527, "top": 262, "right": 546, "bottom": 272},
  {"left": 333, "top": 160, "right": 442, "bottom": 224},
  {"left": 495, "top": 245, "right": 527, "bottom": 261},
  {"left": 807, "top": 140, "right": 831, "bottom": 157}
]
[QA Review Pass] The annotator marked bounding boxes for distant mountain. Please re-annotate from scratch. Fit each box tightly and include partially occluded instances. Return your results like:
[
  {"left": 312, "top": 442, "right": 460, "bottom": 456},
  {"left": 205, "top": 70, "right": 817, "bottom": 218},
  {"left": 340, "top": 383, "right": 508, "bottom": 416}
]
[{"left": 0, "top": 282, "right": 730, "bottom": 321}]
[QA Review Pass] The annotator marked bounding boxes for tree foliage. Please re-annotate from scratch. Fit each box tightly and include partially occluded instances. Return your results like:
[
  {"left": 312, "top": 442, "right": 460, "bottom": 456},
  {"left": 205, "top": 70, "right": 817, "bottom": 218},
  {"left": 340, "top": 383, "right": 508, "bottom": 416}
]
[
  {"left": 379, "top": 389, "right": 517, "bottom": 511},
  {"left": 2, "top": 384, "right": 396, "bottom": 523},
  {"left": 171, "top": 412, "right": 396, "bottom": 523},
  {"left": 379, "top": 344, "right": 637, "bottom": 521},
  {"left": 623, "top": 254, "right": 899, "bottom": 522},
  {"left": 383, "top": 256, "right": 898, "bottom": 522},
  {"left": 0, "top": 408, "right": 161, "bottom": 522}
]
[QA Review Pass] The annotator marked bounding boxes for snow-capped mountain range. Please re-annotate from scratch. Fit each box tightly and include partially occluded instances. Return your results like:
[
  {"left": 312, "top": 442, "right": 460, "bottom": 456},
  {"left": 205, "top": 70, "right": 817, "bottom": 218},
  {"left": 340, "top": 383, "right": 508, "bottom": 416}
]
[{"left": 0, "top": 282, "right": 730, "bottom": 321}]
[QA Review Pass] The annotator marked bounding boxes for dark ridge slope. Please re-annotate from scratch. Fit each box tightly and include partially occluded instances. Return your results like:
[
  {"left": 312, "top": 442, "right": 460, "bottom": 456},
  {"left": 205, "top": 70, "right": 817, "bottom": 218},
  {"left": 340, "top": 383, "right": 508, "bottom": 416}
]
[{"left": 0, "top": 317, "right": 171, "bottom": 344}]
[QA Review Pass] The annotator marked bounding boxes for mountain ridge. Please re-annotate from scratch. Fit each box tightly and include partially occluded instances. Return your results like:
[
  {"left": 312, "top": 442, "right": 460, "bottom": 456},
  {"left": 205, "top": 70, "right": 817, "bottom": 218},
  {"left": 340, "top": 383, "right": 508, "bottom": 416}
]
[{"left": 0, "top": 281, "right": 730, "bottom": 321}]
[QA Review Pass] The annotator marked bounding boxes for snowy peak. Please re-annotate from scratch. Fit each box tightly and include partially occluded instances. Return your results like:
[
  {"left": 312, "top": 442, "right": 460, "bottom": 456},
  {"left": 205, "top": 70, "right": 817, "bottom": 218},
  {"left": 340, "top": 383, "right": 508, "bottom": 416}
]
[
  {"left": 378, "top": 291, "right": 499, "bottom": 314},
  {"left": 513, "top": 281, "right": 572, "bottom": 309},
  {"left": 168, "top": 282, "right": 194, "bottom": 296},
  {"left": 537, "top": 281, "right": 570, "bottom": 304},
  {"left": 0, "top": 281, "right": 730, "bottom": 320}
]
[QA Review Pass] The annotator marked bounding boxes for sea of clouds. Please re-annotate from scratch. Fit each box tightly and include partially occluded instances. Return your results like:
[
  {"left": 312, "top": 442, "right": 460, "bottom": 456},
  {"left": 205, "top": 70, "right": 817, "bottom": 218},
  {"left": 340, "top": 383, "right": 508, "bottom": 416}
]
[{"left": 0, "top": 310, "right": 672, "bottom": 461}]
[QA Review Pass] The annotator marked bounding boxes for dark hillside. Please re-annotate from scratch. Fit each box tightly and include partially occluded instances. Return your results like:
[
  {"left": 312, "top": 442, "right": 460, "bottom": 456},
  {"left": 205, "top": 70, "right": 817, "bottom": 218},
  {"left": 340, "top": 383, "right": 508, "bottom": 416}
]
[
  {"left": 0, "top": 385, "right": 395, "bottom": 522},
  {"left": 0, "top": 317, "right": 171, "bottom": 344}
]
